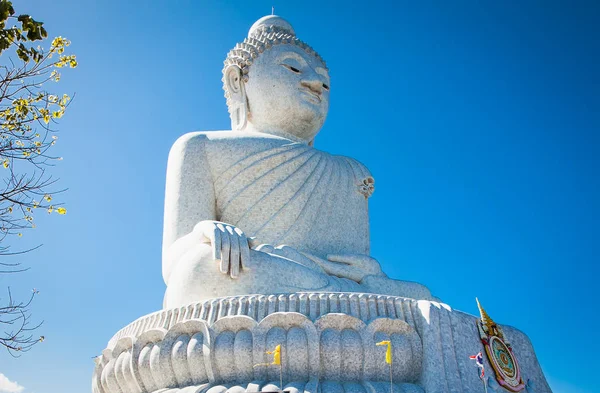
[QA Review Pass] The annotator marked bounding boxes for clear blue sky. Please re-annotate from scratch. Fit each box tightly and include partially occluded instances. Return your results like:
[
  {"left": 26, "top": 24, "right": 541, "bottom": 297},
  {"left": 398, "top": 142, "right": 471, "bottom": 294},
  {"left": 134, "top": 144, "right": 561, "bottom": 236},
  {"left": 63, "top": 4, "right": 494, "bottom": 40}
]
[{"left": 1, "top": 1, "right": 598, "bottom": 392}]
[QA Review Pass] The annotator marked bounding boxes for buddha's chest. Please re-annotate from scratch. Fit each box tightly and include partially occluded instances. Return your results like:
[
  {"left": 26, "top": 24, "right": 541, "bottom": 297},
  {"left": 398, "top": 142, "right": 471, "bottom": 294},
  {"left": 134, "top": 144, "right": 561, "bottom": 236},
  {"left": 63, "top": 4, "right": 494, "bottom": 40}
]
[{"left": 210, "top": 143, "right": 372, "bottom": 254}]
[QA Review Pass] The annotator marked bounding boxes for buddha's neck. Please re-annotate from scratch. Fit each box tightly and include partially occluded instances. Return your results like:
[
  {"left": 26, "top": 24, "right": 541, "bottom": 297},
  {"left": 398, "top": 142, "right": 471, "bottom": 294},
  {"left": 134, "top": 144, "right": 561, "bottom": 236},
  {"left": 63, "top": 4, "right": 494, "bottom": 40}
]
[{"left": 243, "top": 123, "right": 311, "bottom": 145}]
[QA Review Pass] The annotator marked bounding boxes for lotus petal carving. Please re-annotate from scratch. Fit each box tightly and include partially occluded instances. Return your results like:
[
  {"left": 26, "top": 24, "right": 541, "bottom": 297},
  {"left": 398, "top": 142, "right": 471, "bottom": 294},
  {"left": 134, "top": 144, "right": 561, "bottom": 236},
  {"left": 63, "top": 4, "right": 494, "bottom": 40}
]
[{"left": 93, "top": 294, "right": 424, "bottom": 393}]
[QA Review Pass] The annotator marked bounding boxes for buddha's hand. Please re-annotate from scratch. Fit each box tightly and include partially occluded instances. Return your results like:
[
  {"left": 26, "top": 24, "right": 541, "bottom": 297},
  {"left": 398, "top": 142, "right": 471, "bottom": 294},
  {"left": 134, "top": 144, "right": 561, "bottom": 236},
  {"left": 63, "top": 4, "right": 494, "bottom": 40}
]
[
  {"left": 301, "top": 253, "right": 385, "bottom": 283},
  {"left": 193, "top": 220, "right": 251, "bottom": 279}
]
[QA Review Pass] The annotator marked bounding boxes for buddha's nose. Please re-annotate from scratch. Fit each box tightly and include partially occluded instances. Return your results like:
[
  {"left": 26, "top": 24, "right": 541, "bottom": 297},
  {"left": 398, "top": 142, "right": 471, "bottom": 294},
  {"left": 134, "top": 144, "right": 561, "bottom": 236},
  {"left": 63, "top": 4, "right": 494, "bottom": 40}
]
[{"left": 300, "top": 77, "right": 323, "bottom": 95}]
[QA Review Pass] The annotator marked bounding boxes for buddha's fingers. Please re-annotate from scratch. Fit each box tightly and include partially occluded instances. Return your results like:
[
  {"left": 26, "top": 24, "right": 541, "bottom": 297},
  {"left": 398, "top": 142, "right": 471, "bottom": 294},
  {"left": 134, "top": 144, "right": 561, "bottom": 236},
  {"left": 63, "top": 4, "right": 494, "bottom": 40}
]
[
  {"left": 218, "top": 224, "right": 231, "bottom": 274},
  {"left": 236, "top": 228, "right": 250, "bottom": 272},
  {"left": 276, "top": 246, "right": 326, "bottom": 273},
  {"left": 300, "top": 252, "right": 330, "bottom": 268},
  {"left": 211, "top": 225, "right": 222, "bottom": 261},
  {"left": 327, "top": 254, "right": 383, "bottom": 277},
  {"left": 254, "top": 244, "right": 275, "bottom": 253},
  {"left": 301, "top": 252, "right": 362, "bottom": 281},
  {"left": 327, "top": 254, "right": 365, "bottom": 267},
  {"left": 247, "top": 237, "right": 261, "bottom": 249},
  {"left": 228, "top": 226, "right": 241, "bottom": 279},
  {"left": 326, "top": 262, "right": 362, "bottom": 282}
]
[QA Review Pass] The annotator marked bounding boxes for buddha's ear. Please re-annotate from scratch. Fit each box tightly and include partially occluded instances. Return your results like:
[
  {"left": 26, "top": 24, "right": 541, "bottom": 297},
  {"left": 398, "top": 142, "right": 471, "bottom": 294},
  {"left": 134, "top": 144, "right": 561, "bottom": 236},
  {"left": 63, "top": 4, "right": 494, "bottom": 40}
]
[{"left": 224, "top": 65, "right": 248, "bottom": 131}]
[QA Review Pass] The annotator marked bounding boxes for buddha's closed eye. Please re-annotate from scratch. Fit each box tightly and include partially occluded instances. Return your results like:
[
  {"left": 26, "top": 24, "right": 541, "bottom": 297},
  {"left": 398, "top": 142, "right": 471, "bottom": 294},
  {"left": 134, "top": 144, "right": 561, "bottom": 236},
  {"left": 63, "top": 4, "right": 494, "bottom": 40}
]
[{"left": 282, "top": 64, "right": 301, "bottom": 74}]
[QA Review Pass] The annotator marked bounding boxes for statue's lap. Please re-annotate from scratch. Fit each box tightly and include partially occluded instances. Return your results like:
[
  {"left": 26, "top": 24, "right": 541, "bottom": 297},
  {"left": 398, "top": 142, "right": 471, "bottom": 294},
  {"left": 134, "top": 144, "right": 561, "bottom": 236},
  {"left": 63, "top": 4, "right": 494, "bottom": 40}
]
[{"left": 166, "top": 243, "right": 340, "bottom": 308}]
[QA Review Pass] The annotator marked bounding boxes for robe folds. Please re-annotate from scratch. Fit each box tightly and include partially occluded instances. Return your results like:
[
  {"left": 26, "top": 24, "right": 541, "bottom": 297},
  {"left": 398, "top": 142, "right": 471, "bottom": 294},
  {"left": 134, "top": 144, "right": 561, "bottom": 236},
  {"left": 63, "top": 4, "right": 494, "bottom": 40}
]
[
  {"left": 207, "top": 134, "right": 373, "bottom": 259},
  {"left": 164, "top": 131, "right": 435, "bottom": 306}
]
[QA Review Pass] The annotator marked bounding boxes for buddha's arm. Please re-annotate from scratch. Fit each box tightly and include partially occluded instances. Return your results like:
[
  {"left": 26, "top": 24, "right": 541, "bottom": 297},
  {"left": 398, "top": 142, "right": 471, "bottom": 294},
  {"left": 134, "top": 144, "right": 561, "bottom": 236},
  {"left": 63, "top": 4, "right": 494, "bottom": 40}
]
[
  {"left": 162, "top": 132, "right": 217, "bottom": 284},
  {"left": 360, "top": 275, "right": 435, "bottom": 301},
  {"left": 301, "top": 252, "right": 435, "bottom": 301}
]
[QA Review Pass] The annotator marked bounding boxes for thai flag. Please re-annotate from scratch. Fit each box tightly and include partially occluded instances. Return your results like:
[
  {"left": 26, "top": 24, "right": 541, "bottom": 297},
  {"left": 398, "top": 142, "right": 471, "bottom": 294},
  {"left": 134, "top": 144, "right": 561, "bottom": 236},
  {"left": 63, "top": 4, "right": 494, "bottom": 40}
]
[{"left": 469, "top": 352, "right": 485, "bottom": 379}]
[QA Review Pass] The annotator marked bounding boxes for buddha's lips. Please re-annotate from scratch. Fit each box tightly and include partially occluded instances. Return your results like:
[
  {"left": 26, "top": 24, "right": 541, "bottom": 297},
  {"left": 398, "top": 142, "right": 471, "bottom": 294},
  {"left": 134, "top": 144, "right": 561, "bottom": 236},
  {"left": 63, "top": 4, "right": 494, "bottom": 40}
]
[{"left": 299, "top": 88, "right": 322, "bottom": 103}]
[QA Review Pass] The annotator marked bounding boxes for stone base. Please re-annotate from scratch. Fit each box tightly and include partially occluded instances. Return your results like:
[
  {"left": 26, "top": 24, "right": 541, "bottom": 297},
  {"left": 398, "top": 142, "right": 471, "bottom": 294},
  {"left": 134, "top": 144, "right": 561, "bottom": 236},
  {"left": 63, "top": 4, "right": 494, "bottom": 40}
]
[
  {"left": 131, "top": 381, "right": 425, "bottom": 393},
  {"left": 92, "top": 293, "right": 551, "bottom": 393}
]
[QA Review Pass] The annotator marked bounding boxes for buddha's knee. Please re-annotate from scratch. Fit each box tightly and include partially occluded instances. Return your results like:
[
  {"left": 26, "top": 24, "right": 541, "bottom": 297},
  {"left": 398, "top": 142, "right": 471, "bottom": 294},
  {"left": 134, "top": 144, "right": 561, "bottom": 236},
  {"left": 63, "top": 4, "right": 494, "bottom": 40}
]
[{"left": 164, "top": 243, "right": 221, "bottom": 308}]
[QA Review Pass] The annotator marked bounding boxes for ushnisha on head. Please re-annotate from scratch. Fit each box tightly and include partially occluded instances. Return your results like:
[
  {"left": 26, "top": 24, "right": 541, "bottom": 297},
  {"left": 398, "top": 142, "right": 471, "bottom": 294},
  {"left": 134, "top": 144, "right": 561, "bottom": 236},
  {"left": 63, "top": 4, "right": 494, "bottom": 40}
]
[{"left": 222, "top": 15, "right": 330, "bottom": 144}]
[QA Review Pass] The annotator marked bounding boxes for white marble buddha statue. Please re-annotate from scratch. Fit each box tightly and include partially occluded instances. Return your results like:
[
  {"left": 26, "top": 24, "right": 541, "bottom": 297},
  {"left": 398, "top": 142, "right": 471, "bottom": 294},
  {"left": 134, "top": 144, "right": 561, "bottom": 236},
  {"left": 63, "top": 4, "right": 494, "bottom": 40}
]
[
  {"left": 162, "top": 16, "right": 434, "bottom": 308},
  {"left": 93, "top": 17, "right": 551, "bottom": 393}
]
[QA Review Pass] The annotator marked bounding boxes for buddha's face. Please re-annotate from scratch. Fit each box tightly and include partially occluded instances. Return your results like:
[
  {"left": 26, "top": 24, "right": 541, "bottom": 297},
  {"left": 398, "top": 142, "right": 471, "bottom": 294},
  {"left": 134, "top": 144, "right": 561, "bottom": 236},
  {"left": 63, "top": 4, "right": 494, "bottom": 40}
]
[{"left": 244, "top": 44, "right": 330, "bottom": 142}]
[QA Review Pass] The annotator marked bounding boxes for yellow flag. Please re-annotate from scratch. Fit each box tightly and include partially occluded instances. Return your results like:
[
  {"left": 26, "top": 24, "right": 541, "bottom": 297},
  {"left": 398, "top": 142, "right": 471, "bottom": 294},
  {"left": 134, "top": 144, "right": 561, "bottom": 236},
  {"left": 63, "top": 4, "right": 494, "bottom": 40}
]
[
  {"left": 376, "top": 340, "right": 392, "bottom": 364},
  {"left": 266, "top": 344, "right": 281, "bottom": 365}
]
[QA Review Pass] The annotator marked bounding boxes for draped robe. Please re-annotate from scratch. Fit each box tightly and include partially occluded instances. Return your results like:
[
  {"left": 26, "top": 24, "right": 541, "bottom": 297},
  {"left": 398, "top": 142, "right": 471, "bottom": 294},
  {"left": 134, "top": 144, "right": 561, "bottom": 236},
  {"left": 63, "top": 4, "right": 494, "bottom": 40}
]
[
  {"left": 162, "top": 131, "right": 374, "bottom": 304},
  {"left": 207, "top": 132, "right": 373, "bottom": 259},
  {"left": 163, "top": 131, "right": 434, "bottom": 307}
]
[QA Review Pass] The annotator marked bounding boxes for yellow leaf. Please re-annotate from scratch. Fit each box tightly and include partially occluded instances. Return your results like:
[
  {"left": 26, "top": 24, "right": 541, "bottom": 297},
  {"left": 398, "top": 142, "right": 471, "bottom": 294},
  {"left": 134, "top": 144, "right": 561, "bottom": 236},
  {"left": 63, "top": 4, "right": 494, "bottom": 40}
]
[
  {"left": 51, "top": 37, "right": 63, "bottom": 47},
  {"left": 56, "top": 207, "right": 67, "bottom": 215}
]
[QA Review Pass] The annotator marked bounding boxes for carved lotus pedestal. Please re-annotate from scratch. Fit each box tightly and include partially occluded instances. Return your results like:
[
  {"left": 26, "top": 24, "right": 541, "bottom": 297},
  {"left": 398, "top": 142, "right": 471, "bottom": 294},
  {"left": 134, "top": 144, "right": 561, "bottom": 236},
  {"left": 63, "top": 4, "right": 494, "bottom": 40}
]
[{"left": 92, "top": 293, "right": 551, "bottom": 393}]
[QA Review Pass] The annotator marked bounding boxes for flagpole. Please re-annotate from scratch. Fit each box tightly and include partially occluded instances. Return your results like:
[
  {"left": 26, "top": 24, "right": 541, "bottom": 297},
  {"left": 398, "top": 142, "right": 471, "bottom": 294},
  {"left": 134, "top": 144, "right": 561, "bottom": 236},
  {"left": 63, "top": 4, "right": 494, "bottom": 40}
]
[
  {"left": 376, "top": 340, "right": 393, "bottom": 393},
  {"left": 253, "top": 344, "right": 283, "bottom": 391},
  {"left": 389, "top": 357, "right": 393, "bottom": 393},
  {"left": 280, "top": 362, "right": 283, "bottom": 393},
  {"left": 470, "top": 352, "right": 487, "bottom": 393}
]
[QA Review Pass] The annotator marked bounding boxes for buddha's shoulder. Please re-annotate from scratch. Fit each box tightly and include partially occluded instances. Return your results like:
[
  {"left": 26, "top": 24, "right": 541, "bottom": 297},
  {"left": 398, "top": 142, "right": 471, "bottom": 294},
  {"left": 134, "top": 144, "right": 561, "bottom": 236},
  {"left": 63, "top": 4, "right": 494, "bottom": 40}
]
[
  {"left": 330, "top": 153, "right": 373, "bottom": 182},
  {"left": 170, "top": 130, "right": 303, "bottom": 154},
  {"left": 169, "top": 131, "right": 373, "bottom": 181}
]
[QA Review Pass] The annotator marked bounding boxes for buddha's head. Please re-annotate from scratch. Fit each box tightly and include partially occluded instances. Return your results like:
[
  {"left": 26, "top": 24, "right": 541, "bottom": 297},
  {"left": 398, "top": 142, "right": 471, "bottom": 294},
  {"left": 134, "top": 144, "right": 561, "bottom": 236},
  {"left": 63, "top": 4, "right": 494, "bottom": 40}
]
[{"left": 223, "top": 16, "right": 330, "bottom": 144}]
